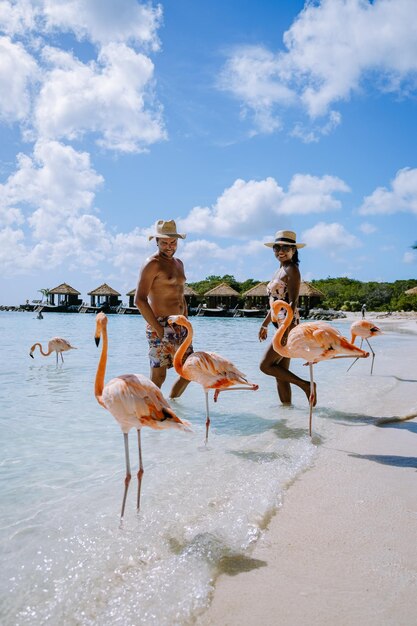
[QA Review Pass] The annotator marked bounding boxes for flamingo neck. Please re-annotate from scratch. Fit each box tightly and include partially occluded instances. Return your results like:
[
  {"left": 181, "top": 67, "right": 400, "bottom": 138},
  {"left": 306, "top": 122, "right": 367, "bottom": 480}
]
[
  {"left": 173, "top": 320, "right": 192, "bottom": 376},
  {"left": 95, "top": 326, "right": 108, "bottom": 406},
  {"left": 34, "top": 343, "right": 52, "bottom": 356},
  {"left": 272, "top": 301, "right": 292, "bottom": 357}
]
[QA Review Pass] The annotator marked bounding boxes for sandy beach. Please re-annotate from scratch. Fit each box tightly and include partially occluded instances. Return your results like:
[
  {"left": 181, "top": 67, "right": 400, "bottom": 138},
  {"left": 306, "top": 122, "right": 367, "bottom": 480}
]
[{"left": 201, "top": 313, "right": 417, "bottom": 626}]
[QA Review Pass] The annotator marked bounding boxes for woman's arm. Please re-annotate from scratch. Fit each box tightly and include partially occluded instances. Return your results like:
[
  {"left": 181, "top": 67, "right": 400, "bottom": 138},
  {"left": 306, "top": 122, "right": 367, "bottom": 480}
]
[{"left": 258, "top": 309, "right": 272, "bottom": 342}]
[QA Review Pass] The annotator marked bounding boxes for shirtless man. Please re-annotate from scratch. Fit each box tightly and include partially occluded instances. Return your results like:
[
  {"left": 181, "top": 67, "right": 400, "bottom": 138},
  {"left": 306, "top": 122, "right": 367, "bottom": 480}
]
[{"left": 135, "top": 219, "right": 192, "bottom": 398}]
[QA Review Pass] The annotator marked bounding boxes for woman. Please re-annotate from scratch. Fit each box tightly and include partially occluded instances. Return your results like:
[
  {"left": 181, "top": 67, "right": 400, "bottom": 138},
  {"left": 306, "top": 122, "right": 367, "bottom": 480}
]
[{"left": 259, "top": 230, "right": 313, "bottom": 405}]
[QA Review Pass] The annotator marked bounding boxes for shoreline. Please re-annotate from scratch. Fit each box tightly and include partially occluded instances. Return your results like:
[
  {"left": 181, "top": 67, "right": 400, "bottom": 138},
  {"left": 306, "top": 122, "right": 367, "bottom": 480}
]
[
  {"left": 200, "top": 323, "right": 417, "bottom": 626},
  {"left": 201, "top": 418, "right": 417, "bottom": 626}
]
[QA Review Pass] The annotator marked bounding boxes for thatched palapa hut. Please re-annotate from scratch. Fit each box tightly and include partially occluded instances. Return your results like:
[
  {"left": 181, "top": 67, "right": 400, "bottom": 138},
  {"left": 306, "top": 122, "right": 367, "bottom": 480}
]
[
  {"left": 242, "top": 282, "right": 268, "bottom": 309},
  {"left": 126, "top": 289, "right": 136, "bottom": 308},
  {"left": 88, "top": 283, "right": 121, "bottom": 309},
  {"left": 239, "top": 279, "right": 324, "bottom": 316},
  {"left": 48, "top": 283, "right": 82, "bottom": 307},
  {"left": 298, "top": 281, "right": 325, "bottom": 315},
  {"left": 203, "top": 283, "right": 240, "bottom": 311},
  {"left": 184, "top": 285, "right": 199, "bottom": 309}
]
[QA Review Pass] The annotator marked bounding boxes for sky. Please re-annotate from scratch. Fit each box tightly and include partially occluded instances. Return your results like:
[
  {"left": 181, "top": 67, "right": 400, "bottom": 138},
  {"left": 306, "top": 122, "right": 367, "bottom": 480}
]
[{"left": 1, "top": 0, "right": 417, "bottom": 305}]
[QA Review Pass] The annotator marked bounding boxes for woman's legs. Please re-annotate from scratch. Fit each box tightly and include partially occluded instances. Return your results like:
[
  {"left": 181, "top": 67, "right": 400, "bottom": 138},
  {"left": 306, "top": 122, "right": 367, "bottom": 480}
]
[{"left": 259, "top": 343, "right": 315, "bottom": 405}]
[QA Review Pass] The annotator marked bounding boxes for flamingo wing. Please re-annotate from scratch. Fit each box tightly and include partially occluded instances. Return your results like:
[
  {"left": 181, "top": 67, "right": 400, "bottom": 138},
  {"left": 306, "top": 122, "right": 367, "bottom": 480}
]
[
  {"left": 102, "top": 374, "right": 191, "bottom": 433},
  {"left": 182, "top": 351, "right": 249, "bottom": 389},
  {"left": 285, "top": 322, "right": 339, "bottom": 362},
  {"left": 49, "top": 337, "right": 75, "bottom": 351}
]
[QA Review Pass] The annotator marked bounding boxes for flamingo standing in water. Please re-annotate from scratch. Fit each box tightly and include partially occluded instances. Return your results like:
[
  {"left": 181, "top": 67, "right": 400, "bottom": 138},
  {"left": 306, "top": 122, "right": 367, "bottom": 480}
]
[
  {"left": 348, "top": 319, "right": 382, "bottom": 375},
  {"left": 167, "top": 315, "right": 258, "bottom": 443},
  {"left": 29, "top": 337, "right": 77, "bottom": 364},
  {"left": 94, "top": 312, "right": 191, "bottom": 519},
  {"left": 271, "top": 300, "right": 369, "bottom": 436}
]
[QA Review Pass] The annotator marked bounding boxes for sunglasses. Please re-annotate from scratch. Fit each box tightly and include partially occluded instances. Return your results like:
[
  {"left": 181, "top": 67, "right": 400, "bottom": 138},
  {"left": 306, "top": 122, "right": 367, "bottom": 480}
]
[{"left": 273, "top": 244, "right": 293, "bottom": 252}]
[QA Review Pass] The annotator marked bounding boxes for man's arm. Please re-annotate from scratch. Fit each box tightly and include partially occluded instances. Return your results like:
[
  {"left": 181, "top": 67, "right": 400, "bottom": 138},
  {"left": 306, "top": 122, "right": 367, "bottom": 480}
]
[{"left": 134, "top": 259, "right": 164, "bottom": 339}]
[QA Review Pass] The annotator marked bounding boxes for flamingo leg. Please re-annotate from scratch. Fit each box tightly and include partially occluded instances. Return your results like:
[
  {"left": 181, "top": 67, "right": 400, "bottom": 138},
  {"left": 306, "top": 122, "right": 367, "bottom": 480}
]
[
  {"left": 346, "top": 356, "right": 359, "bottom": 372},
  {"left": 365, "top": 338, "right": 376, "bottom": 375},
  {"left": 121, "top": 432, "right": 132, "bottom": 520},
  {"left": 204, "top": 390, "right": 210, "bottom": 444},
  {"left": 308, "top": 364, "right": 315, "bottom": 437},
  {"left": 213, "top": 384, "right": 259, "bottom": 402},
  {"left": 55, "top": 351, "right": 59, "bottom": 365},
  {"left": 136, "top": 429, "right": 144, "bottom": 513},
  {"left": 61, "top": 352, "right": 64, "bottom": 363}
]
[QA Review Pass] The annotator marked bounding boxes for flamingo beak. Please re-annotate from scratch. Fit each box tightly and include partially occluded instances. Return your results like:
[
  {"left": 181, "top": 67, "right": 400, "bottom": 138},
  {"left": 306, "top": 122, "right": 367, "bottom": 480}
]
[
  {"left": 95, "top": 336, "right": 100, "bottom": 347},
  {"left": 29, "top": 352, "right": 34, "bottom": 358}
]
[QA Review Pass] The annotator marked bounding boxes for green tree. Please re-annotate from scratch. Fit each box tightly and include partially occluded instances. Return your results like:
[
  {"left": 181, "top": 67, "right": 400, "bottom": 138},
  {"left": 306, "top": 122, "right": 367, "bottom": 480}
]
[{"left": 38, "top": 288, "right": 50, "bottom": 303}]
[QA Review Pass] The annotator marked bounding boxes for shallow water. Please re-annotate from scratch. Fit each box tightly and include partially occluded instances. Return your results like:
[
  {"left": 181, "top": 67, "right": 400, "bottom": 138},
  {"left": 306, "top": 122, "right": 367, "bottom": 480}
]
[{"left": 0, "top": 312, "right": 415, "bottom": 625}]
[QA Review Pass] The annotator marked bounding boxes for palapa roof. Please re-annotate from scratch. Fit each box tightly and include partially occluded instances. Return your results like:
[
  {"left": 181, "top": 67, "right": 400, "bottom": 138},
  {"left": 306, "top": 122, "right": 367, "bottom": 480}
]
[
  {"left": 299, "top": 281, "right": 325, "bottom": 298},
  {"left": 405, "top": 286, "right": 417, "bottom": 295},
  {"left": 49, "top": 282, "right": 81, "bottom": 295},
  {"left": 88, "top": 283, "right": 121, "bottom": 296},
  {"left": 242, "top": 282, "right": 268, "bottom": 297},
  {"left": 126, "top": 289, "right": 136, "bottom": 296},
  {"left": 184, "top": 285, "right": 198, "bottom": 296},
  {"left": 204, "top": 282, "right": 240, "bottom": 297}
]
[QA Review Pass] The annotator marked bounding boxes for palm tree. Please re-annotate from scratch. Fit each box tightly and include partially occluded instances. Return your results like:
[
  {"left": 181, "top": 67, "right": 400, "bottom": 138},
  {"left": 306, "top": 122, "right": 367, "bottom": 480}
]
[{"left": 38, "top": 288, "right": 50, "bottom": 304}]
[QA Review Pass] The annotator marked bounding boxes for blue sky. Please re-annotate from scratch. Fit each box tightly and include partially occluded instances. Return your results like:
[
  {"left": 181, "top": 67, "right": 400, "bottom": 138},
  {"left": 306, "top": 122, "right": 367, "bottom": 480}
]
[{"left": 1, "top": 0, "right": 416, "bottom": 305}]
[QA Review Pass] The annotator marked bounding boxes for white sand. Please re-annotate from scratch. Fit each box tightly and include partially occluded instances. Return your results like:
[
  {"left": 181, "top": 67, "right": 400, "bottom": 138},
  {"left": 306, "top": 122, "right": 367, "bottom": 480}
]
[{"left": 200, "top": 391, "right": 417, "bottom": 625}]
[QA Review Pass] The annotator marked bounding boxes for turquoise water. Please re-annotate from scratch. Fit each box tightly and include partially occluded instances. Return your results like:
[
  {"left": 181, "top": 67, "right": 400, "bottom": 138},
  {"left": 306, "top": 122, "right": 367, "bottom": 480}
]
[{"left": 1, "top": 312, "right": 415, "bottom": 625}]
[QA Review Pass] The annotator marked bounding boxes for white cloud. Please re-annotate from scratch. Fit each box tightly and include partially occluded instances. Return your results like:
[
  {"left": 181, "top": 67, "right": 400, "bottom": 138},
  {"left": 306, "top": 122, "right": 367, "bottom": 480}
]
[
  {"left": 359, "top": 222, "right": 377, "bottom": 234},
  {"left": 34, "top": 43, "right": 165, "bottom": 152},
  {"left": 0, "top": 36, "right": 38, "bottom": 122},
  {"left": 403, "top": 251, "right": 416, "bottom": 264},
  {"left": 291, "top": 110, "right": 341, "bottom": 143},
  {"left": 179, "top": 174, "right": 349, "bottom": 237},
  {"left": 279, "top": 174, "right": 349, "bottom": 215},
  {"left": 112, "top": 228, "right": 150, "bottom": 270},
  {"left": 218, "top": 45, "right": 295, "bottom": 134},
  {"left": 359, "top": 167, "right": 417, "bottom": 215},
  {"left": 0, "top": 0, "right": 162, "bottom": 49},
  {"left": 43, "top": 0, "right": 162, "bottom": 49},
  {"left": 0, "top": 1, "right": 38, "bottom": 36},
  {"left": 0, "top": 140, "right": 103, "bottom": 239},
  {"left": 220, "top": 0, "right": 417, "bottom": 134},
  {"left": 302, "top": 221, "right": 361, "bottom": 252}
]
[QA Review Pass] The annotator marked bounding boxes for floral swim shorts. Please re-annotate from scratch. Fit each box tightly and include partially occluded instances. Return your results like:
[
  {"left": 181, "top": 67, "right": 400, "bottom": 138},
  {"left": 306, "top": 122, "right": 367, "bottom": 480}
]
[{"left": 146, "top": 317, "right": 193, "bottom": 369}]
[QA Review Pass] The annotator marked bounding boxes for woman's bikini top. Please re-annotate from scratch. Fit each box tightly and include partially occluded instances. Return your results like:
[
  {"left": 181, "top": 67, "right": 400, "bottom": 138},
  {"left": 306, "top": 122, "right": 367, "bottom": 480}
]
[{"left": 267, "top": 272, "right": 300, "bottom": 326}]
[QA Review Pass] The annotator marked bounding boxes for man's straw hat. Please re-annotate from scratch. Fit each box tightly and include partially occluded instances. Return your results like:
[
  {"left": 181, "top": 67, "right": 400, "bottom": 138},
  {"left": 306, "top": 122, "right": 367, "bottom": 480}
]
[
  {"left": 264, "top": 229, "right": 306, "bottom": 249},
  {"left": 148, "top": 219, "right": 186, "bottom": 241}
]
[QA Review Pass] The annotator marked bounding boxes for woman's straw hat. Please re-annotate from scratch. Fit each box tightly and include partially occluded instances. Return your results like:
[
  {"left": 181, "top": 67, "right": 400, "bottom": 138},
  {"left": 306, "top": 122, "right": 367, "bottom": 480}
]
[
  {"left": 148, "top": 219, "right": 186, "bottom": 241},
  {"left": 264, "top": 229, "right": 306, "bottom": 249}
]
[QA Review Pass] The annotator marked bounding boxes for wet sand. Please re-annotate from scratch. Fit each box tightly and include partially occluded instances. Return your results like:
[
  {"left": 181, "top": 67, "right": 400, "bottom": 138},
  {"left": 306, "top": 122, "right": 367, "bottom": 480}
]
[{"left": 200, "top": 318, "right": 417, "bottom": 626}]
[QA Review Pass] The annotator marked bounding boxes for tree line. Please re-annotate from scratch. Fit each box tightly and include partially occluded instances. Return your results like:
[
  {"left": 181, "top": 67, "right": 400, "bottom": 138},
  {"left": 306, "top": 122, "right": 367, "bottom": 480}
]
[{"left": 187, "top": 275, "right": 417, "bottom": 311}]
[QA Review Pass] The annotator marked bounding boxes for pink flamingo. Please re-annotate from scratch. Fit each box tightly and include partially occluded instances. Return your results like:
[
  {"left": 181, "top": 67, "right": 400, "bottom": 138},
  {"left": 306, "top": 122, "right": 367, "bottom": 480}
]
[
  {"left": 29, "top": 337, "right": 77, "bottom": 364},
  {"left": 271, "top": 300, "right": 369, "bottom": 436},
  {"left": 94, "top": 312, "right": 191, "bottom": 519},
  {"left": 348, "top": 319, "right": 382, "bottom": 374},
  {"left": 167, "top": 315, "right": 258, "bottom": 443}
]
